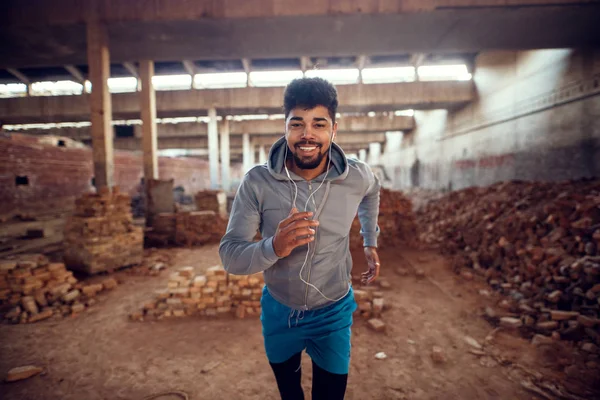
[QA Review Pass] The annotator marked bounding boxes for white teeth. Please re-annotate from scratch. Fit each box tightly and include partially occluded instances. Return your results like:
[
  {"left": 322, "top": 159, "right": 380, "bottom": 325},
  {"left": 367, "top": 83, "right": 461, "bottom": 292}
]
[{"left": 300, "top": 147, "right": 316, "bottom": 151}]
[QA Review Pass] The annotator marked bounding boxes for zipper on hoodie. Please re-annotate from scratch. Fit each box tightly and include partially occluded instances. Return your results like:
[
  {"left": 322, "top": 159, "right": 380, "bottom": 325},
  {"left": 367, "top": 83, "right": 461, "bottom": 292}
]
[{"left": 303, "top": 180, "right": 313, "bottom": 310}]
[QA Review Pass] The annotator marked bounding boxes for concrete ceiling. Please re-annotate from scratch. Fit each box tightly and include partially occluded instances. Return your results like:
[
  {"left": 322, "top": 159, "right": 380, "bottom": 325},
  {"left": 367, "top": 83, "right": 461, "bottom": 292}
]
[{"left": 0, "top": 5, "right": 599, "bottom": 69}]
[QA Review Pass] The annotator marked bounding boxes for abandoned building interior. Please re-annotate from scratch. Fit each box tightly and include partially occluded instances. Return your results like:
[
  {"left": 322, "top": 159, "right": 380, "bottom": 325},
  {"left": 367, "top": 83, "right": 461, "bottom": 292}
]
[{"left": 1, "top": 1, "right": 600, "bottom": 399}]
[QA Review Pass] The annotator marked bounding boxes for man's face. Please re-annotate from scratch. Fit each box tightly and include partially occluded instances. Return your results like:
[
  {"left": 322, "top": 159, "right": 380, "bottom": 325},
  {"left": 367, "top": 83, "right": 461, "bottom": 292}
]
[{"left": 285, "top": 105, "right": 337, "bottom": 170}]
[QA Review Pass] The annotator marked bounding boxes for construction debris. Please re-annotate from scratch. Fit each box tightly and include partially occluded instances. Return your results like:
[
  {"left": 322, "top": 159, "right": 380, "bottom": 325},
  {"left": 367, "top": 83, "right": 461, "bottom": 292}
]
[
  {"left": 0, "top": 253, "right": 118, "bottom": 323},
  {"left": 350, "top": 188, "right": 418, "bottom": 250},
  {"left": 63, "top": 187, "right": 143, "bottom": 274},
  {"left": 417, "top": 179, "right": 600, "bottom": 355}
]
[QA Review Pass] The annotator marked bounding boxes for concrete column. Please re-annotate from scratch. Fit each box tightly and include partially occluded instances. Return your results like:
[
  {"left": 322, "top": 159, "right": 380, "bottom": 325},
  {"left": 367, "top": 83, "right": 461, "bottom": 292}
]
[
  {"left": 220, "top": 120, "right": 231, "bottom": 192},
  {"left": 258, "top": 145, "right": 267, "bottom": 164},
  {"left": 242, "top": 133, "right": 251, "bottom": 173},
  {"left": 86, "top": 20, "right": 114, "bottom": 189},
  {"left": 250, "top": 140, "right": 256, "bottom": 166},
  {"left": 139, "top": 60, "right": 158, "bottom": 180},
  {"left": 358, "top": 149, "right": 367, "bottom": 162},
  {"left": 208, "top": 107, "right": 220, "bottom": 189},
  {"left": 368, "top": 143, "right": 381, "bottom": 165}
]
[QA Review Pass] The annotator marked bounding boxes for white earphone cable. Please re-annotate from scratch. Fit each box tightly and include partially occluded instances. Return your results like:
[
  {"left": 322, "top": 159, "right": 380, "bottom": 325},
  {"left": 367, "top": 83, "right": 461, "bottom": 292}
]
[{"left": 283, "top": 134, "right": 351, "bottom": 304}]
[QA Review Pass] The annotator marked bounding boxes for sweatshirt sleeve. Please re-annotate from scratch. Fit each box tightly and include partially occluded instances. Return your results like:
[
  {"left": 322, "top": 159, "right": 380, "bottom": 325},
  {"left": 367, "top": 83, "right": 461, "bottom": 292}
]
[
  {"left": 219, "top": 173, "right": 281, "bottom": 275},
  {"left": 357, "top": 165, "right": 381, "bottom": 248}
]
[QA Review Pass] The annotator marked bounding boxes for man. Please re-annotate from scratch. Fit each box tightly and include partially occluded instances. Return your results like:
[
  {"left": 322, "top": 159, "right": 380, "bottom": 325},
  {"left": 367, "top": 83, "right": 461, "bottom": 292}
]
[{"left": 219, "top": 77, "right": 381, "bottom": 400}]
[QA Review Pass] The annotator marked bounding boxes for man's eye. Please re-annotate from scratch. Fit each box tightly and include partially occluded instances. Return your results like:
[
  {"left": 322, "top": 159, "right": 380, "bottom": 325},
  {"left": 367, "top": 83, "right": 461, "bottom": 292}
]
[
  {"left": 291, "top": 124, "right": 302, "bottom": 128},
  {"left": 315, "top": 124, "right": 326, "bottom": 129}
]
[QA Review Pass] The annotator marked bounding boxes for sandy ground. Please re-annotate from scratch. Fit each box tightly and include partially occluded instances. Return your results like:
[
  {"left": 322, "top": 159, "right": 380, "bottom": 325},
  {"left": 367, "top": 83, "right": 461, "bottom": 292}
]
[{"left": 0, "top": 244, "right": 595, "bottom": 400}]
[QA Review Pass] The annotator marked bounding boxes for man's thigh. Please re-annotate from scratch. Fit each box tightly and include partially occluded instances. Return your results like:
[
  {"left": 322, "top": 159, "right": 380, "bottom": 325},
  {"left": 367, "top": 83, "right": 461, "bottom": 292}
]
[{"left": 305, "top": 322, "right": 353, "bottom": 375}]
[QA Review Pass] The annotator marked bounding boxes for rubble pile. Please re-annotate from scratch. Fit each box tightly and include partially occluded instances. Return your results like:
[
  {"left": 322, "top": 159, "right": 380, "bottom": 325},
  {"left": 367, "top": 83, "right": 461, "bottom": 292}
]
[
  {"left": 63, "top": 187, "right": 143, "bottom": 274},
  {"left": 195, "top": 190, "right": 228, "bottom": 218},
  {"left": 148, "top": 211, "right": 227, "bottom": 247},
  {"left": 0, "top": 254, "right": 118, "bottom": 323},
  {"left": 417, "top": 179, "right": 600, "bottom": 352},
  {"left": 131, "top": 265, "right": 263, "bottom": 320},
  {"left": 350, "top": 188, "right": 418, "bottom": 250}
]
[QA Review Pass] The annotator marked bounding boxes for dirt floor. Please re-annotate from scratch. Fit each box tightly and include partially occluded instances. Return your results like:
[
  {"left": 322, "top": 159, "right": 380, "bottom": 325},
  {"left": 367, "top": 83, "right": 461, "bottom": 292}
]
[{"left": 0, "top": 244, "right": 595, "bottom": 400}]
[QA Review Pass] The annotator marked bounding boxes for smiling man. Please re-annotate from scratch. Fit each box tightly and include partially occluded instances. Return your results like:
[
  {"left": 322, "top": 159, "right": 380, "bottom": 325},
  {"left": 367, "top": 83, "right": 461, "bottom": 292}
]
[{"left": 219, "top": 77, "right": 381, "bottom": 400}]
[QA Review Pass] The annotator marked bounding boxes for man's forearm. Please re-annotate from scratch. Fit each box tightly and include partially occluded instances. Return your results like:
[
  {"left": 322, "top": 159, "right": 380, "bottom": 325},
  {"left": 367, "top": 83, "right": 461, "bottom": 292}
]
[{"left": 219, "top": 235, "right": 280, "bottom": 275}]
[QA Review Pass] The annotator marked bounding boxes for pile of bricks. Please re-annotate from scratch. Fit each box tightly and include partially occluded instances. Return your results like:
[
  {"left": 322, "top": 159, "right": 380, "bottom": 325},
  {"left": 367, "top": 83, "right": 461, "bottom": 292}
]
[
  {"left": 354, "top": 287, "right": 387, "bottom": 332},
  {"left": 350, "top": 188, "right": 418, "bottom": 250},
  {"left": 131, "top": 265, "right": 264, "bottom": 321},
  {"left": 63, "top": 187, "right": 143, "bottom": 274},
  {"left": 148, "top": 211, "right": 227, "bottom": 247},
  {"left": 0, "top": 253, "right": 118, "bottom": 324},
  {"left": 417, "top": 179, "right": 600, "bottom": 354},
  {"left": 195, "top": 190, "right": 228, "bottom": 218}
]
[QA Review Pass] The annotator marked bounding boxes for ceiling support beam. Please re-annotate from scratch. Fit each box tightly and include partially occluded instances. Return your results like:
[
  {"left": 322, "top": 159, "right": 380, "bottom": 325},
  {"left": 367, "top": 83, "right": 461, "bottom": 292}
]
[
  {"left": 410, "top": 54, "right": 427, "bottom": 81},
  {"left": 356, "top": 55, "right": 368, "bottom": 84},
  {"left": 182, "top": 60, "right": 197, "bottom": 89},
  {"left": 241, "top": 58, "right": 252, "bottom": 87},
  {"left": 123, "top": 62, "right": 141, "bottom": 91},
  {"left": 7, "top": 68, "right": 32, "bottom": 96}
]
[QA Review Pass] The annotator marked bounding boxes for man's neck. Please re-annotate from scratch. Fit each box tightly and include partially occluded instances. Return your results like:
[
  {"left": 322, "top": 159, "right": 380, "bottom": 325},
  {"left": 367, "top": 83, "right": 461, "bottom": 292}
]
[{"left": 287, "top": 157, "right": 329, "bottom": 181}]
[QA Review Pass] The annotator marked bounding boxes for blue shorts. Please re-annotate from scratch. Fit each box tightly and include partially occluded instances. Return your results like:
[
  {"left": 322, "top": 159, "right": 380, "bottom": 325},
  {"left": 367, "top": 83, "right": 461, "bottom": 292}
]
[{"left": 260, "top": 285, "right": 357, "bottom": 375}]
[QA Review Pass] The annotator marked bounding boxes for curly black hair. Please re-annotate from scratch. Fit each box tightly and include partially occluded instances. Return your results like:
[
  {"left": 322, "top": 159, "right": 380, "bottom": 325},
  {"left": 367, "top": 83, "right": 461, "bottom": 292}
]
[{"left": 283, "top": 77, "right": 338, "bottom": 123}]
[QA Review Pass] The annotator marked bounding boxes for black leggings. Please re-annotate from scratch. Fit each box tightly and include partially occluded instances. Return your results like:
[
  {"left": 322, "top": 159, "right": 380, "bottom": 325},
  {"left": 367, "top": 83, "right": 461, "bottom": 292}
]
[{"left": 269, "top": 352, "right": 348, "bottom": 400}]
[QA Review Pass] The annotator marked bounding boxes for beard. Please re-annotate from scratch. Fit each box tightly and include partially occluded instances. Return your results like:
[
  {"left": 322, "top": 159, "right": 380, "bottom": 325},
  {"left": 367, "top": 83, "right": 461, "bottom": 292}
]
[{"left": 292, "top": 142, "right": 327, "bottom": 170}]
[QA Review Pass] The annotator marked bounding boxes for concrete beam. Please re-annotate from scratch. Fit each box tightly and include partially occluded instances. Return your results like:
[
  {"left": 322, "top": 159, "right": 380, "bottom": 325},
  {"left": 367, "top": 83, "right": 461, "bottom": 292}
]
[
  {"left": 220, "top": 120, "right": 231, "bottom": 191},
  {"left": 6, "top": 68, "right": 30, "bottom": 84},
  {"left": 64, "top": 65, "right": 85, "bottom": 84},
  {"left": 207, "top": 107, "right": 219, "bottom": 189},
  {"left": 1, "top": 4, "right": 598, "bottom": 68},
  {"left": 87, "top": 20, "right": 114, "bottom": 189},
  {"left": 0, "top": 81, "right": 473, "bottom": 124},
  {"left": 139, "top": 60, "right": 158, "bottom": 180},
  {"left": 113, "top": 132, "right": 386, "bottom": 151},
  {"left": 123, "top": 62, "right": 141, "bottom": 91},
  {"left": 4, "top": 1, "right": 595, "bottom": 25}
]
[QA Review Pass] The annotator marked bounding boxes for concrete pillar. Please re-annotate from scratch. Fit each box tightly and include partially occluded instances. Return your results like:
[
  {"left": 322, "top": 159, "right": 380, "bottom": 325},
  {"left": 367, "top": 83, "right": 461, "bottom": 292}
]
[
  {"left": 358, "top": 149, "right": 367, "bottom": 162},
  {"left": 242, "top": 133, "right": 251, "bottom": 173},
  {"left": 208, "top": 107, "right": 220, "bottom": 189},
  {"left": 369, "top": 143, "right": 381, "bottom": 165},
  {"left": 139, "top": 60, "right": 158, "bottom": 180},
  {"left": 250, "top": 140, "right": 256, "bottom": 166},
  {"left": 86, "top": 20, "right": 114, "bottom": 189},
  {"left": 258, "top": 145, "right": 267, "bottom": 164},
  {"left": 220, "top": 120, "right": 231, "bottom": 192}
]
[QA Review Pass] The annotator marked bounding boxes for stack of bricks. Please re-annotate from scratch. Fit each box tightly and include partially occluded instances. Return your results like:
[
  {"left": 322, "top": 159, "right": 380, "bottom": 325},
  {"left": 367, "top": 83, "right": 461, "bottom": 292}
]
[
  {"left": 195, "top": 190, "right": 228, "bottom": 218},
  {"left": 350, "top": 188, "right": 418, "bottom": 250},
  {"left": 0, "top": 253, "right": 118, "bottom": 324},
  {"left": 354, "top": 285, "right": 388, "bottom": 332},
  {"left": 63, "top": 187, "right": 144, "bottom": 274},
  {"left": 132, "top": 265, "right": 264, "bottom": 321},
  {"left": 149, "top": 211, "right": 227, "bottom": 247}
]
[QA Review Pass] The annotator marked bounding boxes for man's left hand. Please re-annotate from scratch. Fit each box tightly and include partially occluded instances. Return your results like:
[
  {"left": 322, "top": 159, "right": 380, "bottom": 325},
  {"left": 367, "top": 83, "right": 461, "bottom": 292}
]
[{"left": 361, "top": 246, "right": 380, "bottom": 285}]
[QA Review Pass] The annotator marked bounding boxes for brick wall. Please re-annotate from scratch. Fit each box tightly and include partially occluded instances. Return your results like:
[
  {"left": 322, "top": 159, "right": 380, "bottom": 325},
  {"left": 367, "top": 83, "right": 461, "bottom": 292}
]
[{"left": 0, "top": 134, "right": 212, "bottom": 217}]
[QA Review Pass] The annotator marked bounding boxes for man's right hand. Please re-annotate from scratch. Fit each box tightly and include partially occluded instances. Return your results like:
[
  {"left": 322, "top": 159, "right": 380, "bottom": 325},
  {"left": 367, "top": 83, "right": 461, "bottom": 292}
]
[{"left": 272, "top": 208, "right": 319, "bottom": 258}]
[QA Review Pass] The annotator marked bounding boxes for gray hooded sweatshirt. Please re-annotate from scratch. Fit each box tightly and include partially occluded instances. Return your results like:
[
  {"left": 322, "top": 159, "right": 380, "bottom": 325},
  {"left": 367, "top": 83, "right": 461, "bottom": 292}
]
[{"left": 219, "top": 136, "right": 380, "bottom": 311}]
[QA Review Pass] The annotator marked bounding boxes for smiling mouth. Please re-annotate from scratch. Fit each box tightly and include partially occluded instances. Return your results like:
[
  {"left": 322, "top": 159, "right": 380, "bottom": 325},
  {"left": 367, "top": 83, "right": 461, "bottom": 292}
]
[{"left": 296, "top": 143, "right": 321, "bottom": 155}]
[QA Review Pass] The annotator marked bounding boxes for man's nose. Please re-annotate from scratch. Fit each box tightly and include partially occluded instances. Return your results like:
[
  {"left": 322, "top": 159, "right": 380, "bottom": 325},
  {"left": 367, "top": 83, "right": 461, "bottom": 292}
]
[{"left": 301, "top": 126, "right": 315, "bottom": 139}]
